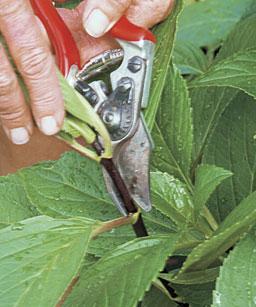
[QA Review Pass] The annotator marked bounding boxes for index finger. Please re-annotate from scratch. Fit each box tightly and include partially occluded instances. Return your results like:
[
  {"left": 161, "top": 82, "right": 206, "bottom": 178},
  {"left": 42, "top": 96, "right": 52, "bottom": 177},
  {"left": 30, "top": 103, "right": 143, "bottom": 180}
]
[{"left": 0, "top": 0, "right": 64, "bottom": 135}]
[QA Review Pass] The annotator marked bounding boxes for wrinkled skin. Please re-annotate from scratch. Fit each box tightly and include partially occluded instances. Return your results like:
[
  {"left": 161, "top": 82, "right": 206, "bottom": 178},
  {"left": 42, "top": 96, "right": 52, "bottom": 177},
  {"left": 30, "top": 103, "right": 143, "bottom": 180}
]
[{"left": 0, "top": 0, "right": 174, "bottom": 175}]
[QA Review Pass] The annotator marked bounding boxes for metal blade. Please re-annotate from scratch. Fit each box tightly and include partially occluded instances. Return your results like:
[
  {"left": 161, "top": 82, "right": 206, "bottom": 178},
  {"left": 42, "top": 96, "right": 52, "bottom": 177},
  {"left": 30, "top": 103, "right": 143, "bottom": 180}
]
[{"left": 102, "top": 117, "right": 153, "bottom": 214}]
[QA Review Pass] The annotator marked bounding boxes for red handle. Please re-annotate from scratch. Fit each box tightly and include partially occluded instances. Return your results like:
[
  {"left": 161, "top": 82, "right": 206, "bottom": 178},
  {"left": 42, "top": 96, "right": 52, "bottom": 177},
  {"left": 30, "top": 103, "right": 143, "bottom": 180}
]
[
  {"left": 53, "top": 1, "right": 156, "bottom": 43},
  {"left": 110, "top": 16, "right": 156, "bottom": 43},
  {"left": 30, "top": 0, "right": 156, "bottom": 76},
  {"left": 30, "top": 0, "right": 81, "bottom": 77}
]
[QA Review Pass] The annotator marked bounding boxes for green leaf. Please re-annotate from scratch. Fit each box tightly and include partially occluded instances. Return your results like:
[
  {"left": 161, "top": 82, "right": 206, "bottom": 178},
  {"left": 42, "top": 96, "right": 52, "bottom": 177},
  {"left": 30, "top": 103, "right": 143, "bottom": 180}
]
[
  {"left": 204, "top": 93, "right": 256, "bottom": 221},
  {"left": 17, "top": 152, "right": 118, "bottom": 220},
  {"left": 145, "top": 0, "right": 183, "bottom": 130},
  {"left": 193, "top": 165, "right": 232, "bottom": 218},
  {"left": 0, "top": 216, "right": 99, "bottom": 307},
  {"left": 178, "top": 191, "right": 256, "bottom": 273},
  {"left": 160, "top": 267, "right": 219, "bottom": 285},
  {"left": 189, "top": 50, "right": 256, "bottom": 99},
  {"left": 141, "top": 286, "right": 178, "bottom": 307},
  {"left": 216, "top": 13, "right": 256, "bottom": 61},
  {"left": 177, "top": 0, "right": 254, "bottom": 48},
  {"left": 151, "top": 171, "right": 194, "bottom": 227},
  {"left": 174, "top": 40, "right": 209, "bottom": 75},
  {"left": 213, "top": 231, "right": 256, "bottom": 307},
  {"left": 64, "top": 235, "right": 178, "bottom": 307},
  {"left": 191, "top": 13, "right": 256, "bottom": 162},
  {"left": 191, "top": 86, "right": 238, "bottom": 162},
  {"left": 152, "top": 65, "right": 193, "bottom": 188}
]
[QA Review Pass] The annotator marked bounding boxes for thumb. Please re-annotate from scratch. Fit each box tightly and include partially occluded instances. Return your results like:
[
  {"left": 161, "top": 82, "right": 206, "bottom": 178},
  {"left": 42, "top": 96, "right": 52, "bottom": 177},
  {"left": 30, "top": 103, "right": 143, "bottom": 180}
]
[{"left": 82, "top": 0, "right": 132, "bottom": 38}]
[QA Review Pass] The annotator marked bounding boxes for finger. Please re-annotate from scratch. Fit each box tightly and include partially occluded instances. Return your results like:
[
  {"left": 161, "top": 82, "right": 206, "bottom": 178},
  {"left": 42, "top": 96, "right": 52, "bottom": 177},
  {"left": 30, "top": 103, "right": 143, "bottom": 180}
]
[
  {"left": 0, "top": 0, "right": 64, "bottom": 136},
  {"left": 127, "top": 0, "right": 175, "bottom": 28},
  {"left": 0, "top": 44, "right": 32, "bottom": 145},
  {"left": 35, "top": 16, "right": 51, "bottom": 48},
  {"left": 82, "top": 0, "right": 132, "bottom": 38}
]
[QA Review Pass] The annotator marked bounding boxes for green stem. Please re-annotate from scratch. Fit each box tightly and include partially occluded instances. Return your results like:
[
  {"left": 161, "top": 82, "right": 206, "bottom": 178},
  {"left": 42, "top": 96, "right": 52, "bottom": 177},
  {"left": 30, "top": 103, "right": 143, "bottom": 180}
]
[
  {"left": 92, "top": 213, "right": 139, "bottom": 238},
  {"left": 174, "top": 239, "right": 201, "bottom": 252},
  {"left": 196, "top": 220, "right": 213, "bottom": 238},
  {"left": 57, "top": 132, "right": 100, "bottom": 162},
  {"left": 202, "top": 206, "right": 219, "bottom": 231}
]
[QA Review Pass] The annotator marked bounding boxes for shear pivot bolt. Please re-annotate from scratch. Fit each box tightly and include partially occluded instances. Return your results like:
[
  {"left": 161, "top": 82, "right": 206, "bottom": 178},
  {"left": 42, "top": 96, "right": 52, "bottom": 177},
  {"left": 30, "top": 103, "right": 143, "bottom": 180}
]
[
  {"left": 128, "top": 57, "right": 143, "bottom": 73},
  {"left": 103, "top": 112, "right": 114, "bottom": 123}
]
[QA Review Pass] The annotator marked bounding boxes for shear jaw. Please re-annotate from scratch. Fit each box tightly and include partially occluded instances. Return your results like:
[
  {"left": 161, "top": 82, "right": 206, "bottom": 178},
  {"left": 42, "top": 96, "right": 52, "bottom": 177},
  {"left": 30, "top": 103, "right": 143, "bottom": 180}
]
[
  {"left": 102, "top": 117, "right": 153, "bottom": 214},
  {"left": 76, "top": 40, "right": 155, "bottom": 215}
]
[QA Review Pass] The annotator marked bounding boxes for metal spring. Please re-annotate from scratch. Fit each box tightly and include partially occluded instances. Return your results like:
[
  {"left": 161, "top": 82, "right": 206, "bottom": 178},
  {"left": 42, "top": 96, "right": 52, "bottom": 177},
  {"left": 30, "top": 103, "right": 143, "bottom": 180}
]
[{"left": 77, "top": 49, "right": 124, "bottom": 81}]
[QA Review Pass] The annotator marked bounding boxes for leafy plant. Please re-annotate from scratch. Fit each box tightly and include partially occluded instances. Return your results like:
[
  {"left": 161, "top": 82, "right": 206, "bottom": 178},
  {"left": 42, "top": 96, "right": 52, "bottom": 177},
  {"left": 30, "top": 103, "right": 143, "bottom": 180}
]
[{"left": 1, "top": 0, "right": 256, "bottom": 306}]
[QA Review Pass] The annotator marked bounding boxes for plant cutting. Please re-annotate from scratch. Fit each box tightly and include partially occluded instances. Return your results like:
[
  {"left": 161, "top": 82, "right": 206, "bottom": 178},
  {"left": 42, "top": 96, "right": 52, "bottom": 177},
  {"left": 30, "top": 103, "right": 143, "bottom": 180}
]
[{"left": 0, "top": 0, "right": 256, "bottom": 306}]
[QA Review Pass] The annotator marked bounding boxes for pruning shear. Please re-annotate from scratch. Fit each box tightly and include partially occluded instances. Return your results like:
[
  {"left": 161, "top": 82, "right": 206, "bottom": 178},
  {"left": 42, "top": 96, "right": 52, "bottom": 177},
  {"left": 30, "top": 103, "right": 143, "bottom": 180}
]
[{"left": 30, "top": 0, "right": 156, "bottom": 217}]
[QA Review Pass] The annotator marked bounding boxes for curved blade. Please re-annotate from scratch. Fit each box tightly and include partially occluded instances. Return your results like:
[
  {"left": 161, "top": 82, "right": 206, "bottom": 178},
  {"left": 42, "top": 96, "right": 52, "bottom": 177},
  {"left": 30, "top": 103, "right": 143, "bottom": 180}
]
[{"left": 103, "top": 117, "right": 153, "bottom": 214}]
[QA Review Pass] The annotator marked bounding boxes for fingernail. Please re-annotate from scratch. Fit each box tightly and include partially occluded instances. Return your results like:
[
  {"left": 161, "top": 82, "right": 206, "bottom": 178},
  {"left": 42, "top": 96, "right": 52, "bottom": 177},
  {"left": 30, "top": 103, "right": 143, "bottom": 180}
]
[
  {"left": 40, "top": 116, "right": 59, "bottom": 135},
  {"left": 10, "top": 127, "right": 30, "bottom": 145},
  {"left": 84, "top": 9, "right": 111, "bottom": 38}
]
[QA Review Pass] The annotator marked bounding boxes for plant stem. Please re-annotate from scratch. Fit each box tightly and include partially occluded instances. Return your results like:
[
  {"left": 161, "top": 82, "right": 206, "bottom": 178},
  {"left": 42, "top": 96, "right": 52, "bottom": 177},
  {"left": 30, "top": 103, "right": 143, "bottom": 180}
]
[
  {"left": 92, "top": 213, "right": 139, "bottom": 239},
  {"left": 174, "top": 239, "right": 201, "bottom": 252},
  {"left": 93, "top": 141, "right": 148, "bottom": 237},
  {"left": 202, "top": 207, "right": 219, "bottom": 231}
]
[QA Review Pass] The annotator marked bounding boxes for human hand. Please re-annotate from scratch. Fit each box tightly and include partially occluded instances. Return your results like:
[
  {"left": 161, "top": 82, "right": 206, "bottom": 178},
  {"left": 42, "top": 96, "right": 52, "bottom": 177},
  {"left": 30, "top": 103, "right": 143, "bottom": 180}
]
[
  {"left": 0, "top": 0, "right": 65, "bottom": 145},
  {"left": 0, "top": 0, "right": 173, "bottom": 146},
  {"left": 82, "top": 0, "right": 174, "bottom": 38},
  {"left": 57, "top": 0, "right": 174, "bottom": 65}
]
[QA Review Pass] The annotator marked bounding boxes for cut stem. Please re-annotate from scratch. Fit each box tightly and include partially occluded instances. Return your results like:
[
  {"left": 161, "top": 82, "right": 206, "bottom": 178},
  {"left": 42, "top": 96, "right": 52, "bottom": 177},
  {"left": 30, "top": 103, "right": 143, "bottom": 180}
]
[{"left": 92, "top": 213, "right": 139, "bottom": 239}]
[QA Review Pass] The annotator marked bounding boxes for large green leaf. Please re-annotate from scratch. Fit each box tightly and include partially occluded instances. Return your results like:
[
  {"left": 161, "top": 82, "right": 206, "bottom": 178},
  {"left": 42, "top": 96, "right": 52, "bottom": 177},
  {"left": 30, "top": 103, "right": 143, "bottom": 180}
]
[
  {"left": 0, "top": 216, "right": 99, "bottom": 307},
  {"left": 213, "top": 231, "right": 256, "bottom": 307},
  {"left": 177, "top": 0, "right": 254, "bottom": 48},
  {"left": 152, "top": 65, "right": 193, "bottom": 188},
  {"left": 189, "top": 50, "right": 256, "bottom": 99},
  {"left": 204, "top": 93, "right": 256, "bottom": 221},
  {"left": 193, "top": 165, "right": 232, "bottom": 218},
  {"left": 151, "top": 171, "right": 194, "bottom": 227},
  {"left": 145, "top": 0, "right": 183, "bottom": 130},
  {"left": 195, "top": 13, "right": 256, "bottom": 221},
  {"left": 17, "top": 152, "right": 117, "bottom": 220},
  {"left": 64, "top": 235, "right": 178, "bottom": 307},
  {"left": 191, "top": 86, "right": 238, "bottom": 161},
  {"left": 178, "top": 191, "right": 256, "bottom": 273},
  {"left": 191, "top": 13, "right": 256, "bottom": 162}
]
